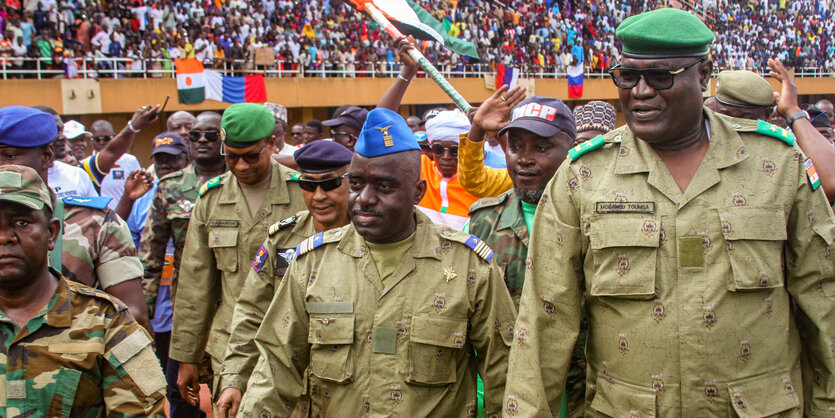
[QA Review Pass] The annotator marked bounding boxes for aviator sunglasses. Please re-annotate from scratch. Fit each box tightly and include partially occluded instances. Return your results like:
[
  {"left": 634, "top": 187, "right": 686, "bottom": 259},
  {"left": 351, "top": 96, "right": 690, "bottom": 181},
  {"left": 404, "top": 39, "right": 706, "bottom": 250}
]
[{"left": 608, "top": 58, "right": 704, "bottom": 90}]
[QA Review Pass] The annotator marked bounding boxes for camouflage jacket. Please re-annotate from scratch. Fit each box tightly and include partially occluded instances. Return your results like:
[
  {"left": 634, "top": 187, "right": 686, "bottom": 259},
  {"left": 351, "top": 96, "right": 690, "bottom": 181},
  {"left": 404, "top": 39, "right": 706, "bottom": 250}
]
[
  {"left": 221, "top": 210, "right": 316, "bottom": 391},
  {"left": 468, "top": 190, "right": 587, "bottom": 417},
  {"left": 0, "top": 272, "right": 166, "bottom": 417},
  {"left": 52, "top": 195, "right": 144, "bottom": 290},
  {"left": 139, "top": 164, "right": 207, "bottom": 314},
  {"left": 170, "top": 160, "right": 306, "bottom": 364}
]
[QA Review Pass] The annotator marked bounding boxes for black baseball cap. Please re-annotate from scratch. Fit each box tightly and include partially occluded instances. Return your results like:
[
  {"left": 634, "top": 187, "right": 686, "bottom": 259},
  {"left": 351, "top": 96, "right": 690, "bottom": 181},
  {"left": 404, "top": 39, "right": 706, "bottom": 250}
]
[
  {"left": 323, "top": 106, "right": 369, "bottom": 131},
  {"left": 151, "top": 132, "right": 189, "bottom": 156},
  {"left": 498, "top": 96, "right": 576, "bottom": 140}
]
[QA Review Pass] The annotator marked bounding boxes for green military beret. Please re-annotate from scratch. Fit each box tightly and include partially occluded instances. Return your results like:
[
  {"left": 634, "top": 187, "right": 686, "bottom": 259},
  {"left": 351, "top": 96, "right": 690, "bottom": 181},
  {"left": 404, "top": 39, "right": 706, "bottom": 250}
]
[
  {"left": 616, "top": 8, "right": 714, "bottom": 58},
  {"left": 221, "top": 103, "right": 276, "bottom": 147},
  {"left": 715, "top": 70, "right": 775, "bottom": 108}
]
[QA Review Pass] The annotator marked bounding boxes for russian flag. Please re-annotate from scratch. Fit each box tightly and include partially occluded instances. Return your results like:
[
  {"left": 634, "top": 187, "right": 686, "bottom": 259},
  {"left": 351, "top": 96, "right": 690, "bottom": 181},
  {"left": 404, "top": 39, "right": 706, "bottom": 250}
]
[
  {"left": 204, "top": 70, "right": 267, "bottom": 103},
  {"left": 495, "top": 64, "right": 519, "bottom": 89},
  {"left": 567, "top": 64, "right": 584, "bottom": 98}
]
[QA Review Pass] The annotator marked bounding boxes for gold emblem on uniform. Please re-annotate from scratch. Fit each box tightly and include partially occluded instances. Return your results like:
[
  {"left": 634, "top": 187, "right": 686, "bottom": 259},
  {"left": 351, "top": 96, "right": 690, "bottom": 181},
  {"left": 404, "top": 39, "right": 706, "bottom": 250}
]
[
  {"left": 651, "top": 373, "right": 664, "bottom": 393},
  {"left": 726, "top": 242, "right": 735, "bottom": 253},
  {"left": 641, "top": 217, "right": 658, "bottom": 237},
  {"left": 505, "top": 394, "right": 519, "bottom": 416},
  {"left": 651, "top": 298, "right": 666, "bottom": 322},
  {"left": 433, "top": 292, "right": 446, "bottom": 312},
  {"left": 731, "top": 190, "right": 746, "bottom": 206},
  {"left": 702, "top": 304, "right": 717, "bottom": 329},
  {"left": 395, "top": 320, "right": 408, "bottom": 339},
  {"left": 515, "top": 325, "right": 528, "bottom": 345},
  {"left": 505, "top": 322, "right": 515, "bottom": 339},
  {"left": 361, "top": 394, "right": 371, "bottom": 412},
  {"left": 764, "top": 293, "right": 774, "bottom": 317},
  {"left": 375, "top": 125, "right": 394, "bottom": 147},
  {"left": 704, "top": 380, "right": 719, "bottom": 402},
  {"left": 617, "top": 253, "right": 631, "bottom": 276},
  {"left": 389, "top": 385, "right": 403, "bottom": 405},
  {"left": 453, "top": 331, "right": 465, "bottom": 348},
  {"left": 578, "top": 163, "right": 592, "bottom": 181},
  {"left": 466, "top": 400, "right": 477, "bottom": 417},
  {"left": 567, "top": 177, "right": 579, "bottom": 192},
  {"left": 761, "top": 157, "right": 777, "bottom": 176},
  {"left": 219, "top": 128, "right": 226, "bottom": 141},
  {"left": 720, "top": 214, "right": 733, "bottom": 237},
  {"left": 444, "top": 266, "right": 457, "bottom": 282},
  {"left": 618, "top": 146, "right": 631, "bottom": 157},
  {"left": 613, "top": 191, "right": 628, "bottom": 202},
  {"left": 739, "top": 338, "right": 751, "bottom": 362},
  {"left": 617, "top": 332, "right": 629, "bottom": 356},
  {"left": 758, "top": 270, "right": 770, "bottom": 287},
  {"left": 697, "top": 229, "right": 712, "bottom": 253},
  {"left": 783, "top": 377, "right": 795, "bottom": 395},
  {"left": 542, "top": 298, "right": 556, "bottom": 316},
  {"left": 732, "top": 391, "right": 747, "bottom": 412}
]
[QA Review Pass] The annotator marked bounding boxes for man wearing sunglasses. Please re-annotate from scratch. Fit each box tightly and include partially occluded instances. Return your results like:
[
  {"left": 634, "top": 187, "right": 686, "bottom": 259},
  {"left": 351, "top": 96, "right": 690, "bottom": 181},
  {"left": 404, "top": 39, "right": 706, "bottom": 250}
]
[
  {"left": 322, "top": 105, "right": 369, "bottom": 152},
  {"left": 217, "top": 140, "right": 353, "bottom": 417},
  {"left": 172, "top": 103, "right": 306, "bottom": 410},
  {"left": 140, "top": 111, "right": 226, "bottom": 418},
  {"left": 506, "top": 8, "right": 835, "bottom": 416},
  {"left": 238, "top": 107, "right": 516, "bottom": 417}
]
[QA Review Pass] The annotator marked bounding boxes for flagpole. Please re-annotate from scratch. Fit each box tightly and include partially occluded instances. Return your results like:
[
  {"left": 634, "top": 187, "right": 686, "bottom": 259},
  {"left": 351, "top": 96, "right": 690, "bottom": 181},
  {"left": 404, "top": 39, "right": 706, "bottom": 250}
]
[{"left": 362, "top": 3, "right": 472, "bottom": 113}]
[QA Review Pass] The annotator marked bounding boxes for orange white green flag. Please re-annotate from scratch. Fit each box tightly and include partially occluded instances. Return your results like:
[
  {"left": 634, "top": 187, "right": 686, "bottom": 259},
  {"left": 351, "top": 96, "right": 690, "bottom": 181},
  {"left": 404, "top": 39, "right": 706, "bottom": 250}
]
[{"left": 175, "top": 59, "right": 205, "bottom": 104}]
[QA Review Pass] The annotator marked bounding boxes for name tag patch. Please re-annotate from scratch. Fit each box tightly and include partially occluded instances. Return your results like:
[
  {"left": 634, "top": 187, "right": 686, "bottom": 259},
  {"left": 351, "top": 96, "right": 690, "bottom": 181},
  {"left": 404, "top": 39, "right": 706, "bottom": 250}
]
[
  {"left": 595, "top": 201, "right": 656, "bottom": 213},
  {"left": 209, "top": 220, "right": 240, "bottom": 228}
]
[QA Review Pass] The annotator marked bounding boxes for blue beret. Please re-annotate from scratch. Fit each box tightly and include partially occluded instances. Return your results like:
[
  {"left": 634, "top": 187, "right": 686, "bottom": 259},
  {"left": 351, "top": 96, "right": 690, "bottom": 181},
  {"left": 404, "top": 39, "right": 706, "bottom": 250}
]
[
  {"left": 355, "top": 108, "right": 419, "bottom": 158},
  {"left": 294, "top": 140, "right": 353, "bottom": 173},
  {"left": 0, "top": 106, "right": 57, "bottom": 148}
]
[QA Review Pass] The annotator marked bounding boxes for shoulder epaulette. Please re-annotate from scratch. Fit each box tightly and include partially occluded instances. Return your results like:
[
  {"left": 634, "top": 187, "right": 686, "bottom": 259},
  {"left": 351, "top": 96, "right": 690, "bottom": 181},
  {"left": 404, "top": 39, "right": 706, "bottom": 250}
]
[
  {"left": 752, "top": 120, "right": 795, "bottom": 146},
  {"left": 294, "top": 227, "right": 346, "bottom": 257},
  {"left": 159, "top": 170, "right": 185, "bottom": 182},
  {"left": 62, "top": 195, "right": 112, "bottom": 210},
  {"left": 468, "top": 192, "right": 508, "bottom": 215},
  {"left": 199, "top": 175, "right": 223, "bottom": 196},
  {"left": 66, "top": 279, "right": 127, "bottom": 311},
  {"left": 269, "top": 214, "right": 299, "bottom": 235},
  {"left": 284, "top": 171, "right": 301, "bottom": 182},
  {"left": 568, "top": 135, "right": 606, "bottom": 161},
  {"left": 439, "top": 228, "right": 495, "bottom": 262}
]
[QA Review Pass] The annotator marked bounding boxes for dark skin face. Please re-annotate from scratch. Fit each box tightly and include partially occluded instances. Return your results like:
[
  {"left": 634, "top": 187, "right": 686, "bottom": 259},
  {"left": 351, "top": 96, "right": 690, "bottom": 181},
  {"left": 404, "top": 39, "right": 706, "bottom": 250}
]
[
  {"left": 0, "top": 146, "right": 53, "bottom": 182},
  {"left": 574, "top": 129, "right": 604, "bottom": 144},
  {"left": 290, "top": 124, "right": 304, "bottom": 145},
  {"left": 301, "top": 166, "right": 350, "bottom": 232},
  {"left": 153, "top": 152, "right": 188, "bottom": 179},
  {"left": 50, "top": 114, "right": 67, "bottom": 159},
  {"left": 303, "top": 125, "right": 322, "bottom": 144},
  {"left": 713, "top": 101, "right": 772, "bottom": 121},
  {"left": 0, "top": 202, "right": 60, "bottom": 293},
  {"left": 347, "top": 151, "right": 426, "bottom": 244},
  {"left": 224, "top": 138, "right": 275, "bottom": 185},
  {"left": 90, "top": 122, "right": 115, "bottom": 153},
  {"left": 618, "top": 57, "right": 712, "bottom": 149},
  {"left": 330, "top": 124, "right": 359, "bottom": 151},
  {"left": 189, "top": 115, "right": 223, "bottom": 165},
  {"left": 431, "top": 140, "right": 458, "bottom": 178},
  {"left": 817, "top": 126, "right": 834, "bottom": 144},
  {"left": 506, "top": 129, "right": 574, "bottom": 204},
  {"left": 168, "top": 111, "right": 197, "bottom": 138},
  {"left": 68, "top": 136, "right": 88, "bottom": 161}
]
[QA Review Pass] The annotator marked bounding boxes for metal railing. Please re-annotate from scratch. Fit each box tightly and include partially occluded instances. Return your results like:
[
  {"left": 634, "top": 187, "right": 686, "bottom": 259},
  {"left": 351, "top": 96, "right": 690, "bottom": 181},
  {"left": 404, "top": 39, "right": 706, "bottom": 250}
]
[{"left": 1, "top": 56, "right": 832, "bottom": 80}]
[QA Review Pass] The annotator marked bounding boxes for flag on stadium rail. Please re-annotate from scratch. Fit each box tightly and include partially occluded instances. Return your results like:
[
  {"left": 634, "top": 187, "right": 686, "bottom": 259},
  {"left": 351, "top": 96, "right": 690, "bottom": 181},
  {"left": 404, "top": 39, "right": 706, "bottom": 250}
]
[
  {"left": 567, "top": 64, "right": 584, "bottom": 98},
  {"left": 495, "top": 64, "right": 519, "bottom": 89},
  {"left": 175, "top": 59, "right": 205, "bottom": 104},
  {"left": 350, "top": 0, "right": 479, "bottom": 58},
  {"left": 204, "top": 70, "right": 267, "bottom": 104}
]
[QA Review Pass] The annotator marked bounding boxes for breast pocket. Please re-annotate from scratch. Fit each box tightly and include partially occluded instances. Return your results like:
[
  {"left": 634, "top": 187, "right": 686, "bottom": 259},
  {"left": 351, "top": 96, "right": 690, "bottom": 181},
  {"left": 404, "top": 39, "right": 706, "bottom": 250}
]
[
  {"left": 720, "top": 208, "right": 786, "bottom": 291},
  {"left": 588, "top": 215, "right": 660, "bottom": 299},
  {"left": 308, "top": 315, "right": 355, "bottom": 384},
  {"left": 406, "top": 315, "right": 468, "bottom": 386},
  {"left": 208, "top": 228, "right": 239, "bottom": 273}
]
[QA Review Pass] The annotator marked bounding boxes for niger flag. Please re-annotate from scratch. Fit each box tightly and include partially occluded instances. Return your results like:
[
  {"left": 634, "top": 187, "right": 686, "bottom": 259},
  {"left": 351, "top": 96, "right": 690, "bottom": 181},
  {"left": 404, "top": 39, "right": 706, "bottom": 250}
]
[{"left": 175, "top": 59, "right": 205, "bottom": 104}]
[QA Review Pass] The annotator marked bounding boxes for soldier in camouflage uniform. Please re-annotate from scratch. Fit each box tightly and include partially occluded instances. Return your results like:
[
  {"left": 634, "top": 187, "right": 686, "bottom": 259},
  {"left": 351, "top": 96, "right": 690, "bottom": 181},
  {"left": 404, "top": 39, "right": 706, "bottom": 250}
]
[
  {"left": 0, "top": 165, "right": 166, "bottom": 417},
  {"left": 171, "top": 103, "right": 306, "bottom": 408},
  {"left": 0, "top": 106, "right": 151, "bottom": 333},
  {"left": 217, "top": 140, "right": 353, "bottom": 416},
  {"left": 466, "top": 95, "right": 584, "bottom": 417}
]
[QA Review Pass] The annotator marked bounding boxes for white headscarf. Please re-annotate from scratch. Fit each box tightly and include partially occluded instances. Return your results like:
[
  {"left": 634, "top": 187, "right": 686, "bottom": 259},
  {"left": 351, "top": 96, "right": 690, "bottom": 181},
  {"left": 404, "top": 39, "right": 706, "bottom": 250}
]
[{"left": 425, "top": 110, "right": 470, "bottom": 144}]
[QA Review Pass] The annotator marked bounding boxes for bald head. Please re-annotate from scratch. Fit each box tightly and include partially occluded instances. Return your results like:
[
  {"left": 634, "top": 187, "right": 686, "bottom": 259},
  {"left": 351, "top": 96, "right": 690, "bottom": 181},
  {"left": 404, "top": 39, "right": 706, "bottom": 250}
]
[
  {"left": 817, "top": 99, "right": 834, "bottom": 115},
  {"left": 168, "top": 111, "right": 196, "bottom": 137}
]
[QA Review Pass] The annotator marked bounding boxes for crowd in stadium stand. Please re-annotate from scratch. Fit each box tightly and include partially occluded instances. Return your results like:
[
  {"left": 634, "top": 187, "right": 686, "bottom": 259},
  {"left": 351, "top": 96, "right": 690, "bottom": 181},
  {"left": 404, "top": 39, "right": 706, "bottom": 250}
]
[{"left": 0, "top": 0, "right": 831, "bottom": 78}]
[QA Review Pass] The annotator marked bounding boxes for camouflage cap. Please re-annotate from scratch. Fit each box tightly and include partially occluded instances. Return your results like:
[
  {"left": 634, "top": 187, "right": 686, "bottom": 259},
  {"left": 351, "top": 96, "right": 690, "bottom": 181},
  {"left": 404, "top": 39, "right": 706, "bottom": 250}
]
[
  {"left": 715, "top": 71, "right": 775, "bottom": 108},
  {"left": 0, "top": 165, "right": 53, "bottom": 211}
]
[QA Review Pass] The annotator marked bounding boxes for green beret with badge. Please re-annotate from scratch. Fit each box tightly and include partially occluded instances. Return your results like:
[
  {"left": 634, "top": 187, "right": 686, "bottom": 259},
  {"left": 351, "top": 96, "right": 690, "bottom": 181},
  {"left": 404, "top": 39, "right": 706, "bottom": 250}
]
[
  {"left": 616, "top": 8, "right": 714, "bottom": 58},
  {"left": 221, "top": 103, "right": 276, "bottom": 147},
  {"left": 715, "top": 71, "right": 775, "bottom": 107}
]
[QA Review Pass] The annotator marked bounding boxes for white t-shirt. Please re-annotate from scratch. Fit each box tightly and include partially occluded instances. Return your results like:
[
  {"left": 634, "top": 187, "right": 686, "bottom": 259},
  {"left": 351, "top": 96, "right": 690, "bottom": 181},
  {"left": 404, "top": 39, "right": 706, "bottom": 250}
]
[
  {"left": 98, "top": 153, "right": 142, "bottom": 210},
  {"left": 48, "top": 161, "right": 99, "bottom": 199}
]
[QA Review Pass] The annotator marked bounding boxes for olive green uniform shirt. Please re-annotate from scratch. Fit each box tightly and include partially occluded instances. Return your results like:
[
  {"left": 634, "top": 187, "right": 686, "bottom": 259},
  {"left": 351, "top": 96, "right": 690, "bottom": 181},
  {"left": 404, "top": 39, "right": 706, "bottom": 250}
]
[
  {"left": 503, "top": 112, "right": 835, "bottom": 416},
  {"left": 239, "top": 211, "right": 517, "bottom": 417},
  {"left": 170, "top": 160, "right": 305, "bottom": 365},
  {"left": 221, "top": 210, "right": 316, "bottom": 392}
]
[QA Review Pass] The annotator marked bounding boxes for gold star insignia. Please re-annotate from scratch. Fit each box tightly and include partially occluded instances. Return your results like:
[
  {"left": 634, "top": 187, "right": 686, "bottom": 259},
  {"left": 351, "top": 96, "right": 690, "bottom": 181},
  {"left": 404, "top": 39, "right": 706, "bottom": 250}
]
[{"left": 444, "top": 266, "right": 457, "bottom": 282}]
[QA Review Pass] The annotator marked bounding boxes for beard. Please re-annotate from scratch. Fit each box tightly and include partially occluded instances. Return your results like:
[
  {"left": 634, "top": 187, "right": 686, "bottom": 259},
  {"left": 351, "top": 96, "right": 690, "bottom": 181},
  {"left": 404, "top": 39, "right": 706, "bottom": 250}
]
[{"left": 515, "top": 186, "right": 545, "bottom": 204}]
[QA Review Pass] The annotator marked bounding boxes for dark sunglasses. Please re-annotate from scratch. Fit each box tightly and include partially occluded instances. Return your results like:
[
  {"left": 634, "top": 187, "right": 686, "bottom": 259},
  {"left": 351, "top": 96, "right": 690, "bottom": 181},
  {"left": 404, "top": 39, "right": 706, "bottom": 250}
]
[
  {"left": 188, "top": 130, "right": 222, "bottom": 142},
  {"left": 290, "top": 132, "right": 303, "bottom": 136},
  {"left": 298, "top": 174, "right": 346, "bottom": 192},
  {"left": 92, "top": 135, "right": 113, "bottom": 143},
  {"left": 609, "top": 58, "right": 704, "bottom": 90},
  {"left": 221, "top": 145, "right": 266, "bottom": 165},
  {"left": 431, "top": 143, "right": 459, "bottom": 157}
]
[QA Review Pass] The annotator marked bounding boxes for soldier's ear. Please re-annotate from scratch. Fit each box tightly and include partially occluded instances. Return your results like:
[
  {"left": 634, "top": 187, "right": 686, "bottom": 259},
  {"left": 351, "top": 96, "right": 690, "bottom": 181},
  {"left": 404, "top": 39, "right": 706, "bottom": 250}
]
[
  {"left": 46, "top": 217, "right": 61, "bottom": 252},
  {"left": 413, "top": 178, "right": 427, "bottom": 204}
]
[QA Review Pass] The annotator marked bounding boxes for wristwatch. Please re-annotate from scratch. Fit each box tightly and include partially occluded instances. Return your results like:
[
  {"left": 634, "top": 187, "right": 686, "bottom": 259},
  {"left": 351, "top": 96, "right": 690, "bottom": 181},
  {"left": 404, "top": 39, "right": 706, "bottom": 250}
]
[{"left": 786, "top": 110, "right": 810, "bottom": 126}]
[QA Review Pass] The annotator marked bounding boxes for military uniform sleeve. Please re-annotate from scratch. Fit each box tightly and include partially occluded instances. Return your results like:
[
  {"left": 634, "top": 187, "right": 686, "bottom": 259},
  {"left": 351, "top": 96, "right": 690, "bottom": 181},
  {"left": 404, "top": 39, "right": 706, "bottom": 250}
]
[
  {"left": 469, "top": 256, "right": 517, "bottom": 417},
  {"left": 170, "top": 194, "right": 222, "bottom": 364},
  {"left": 783, "top": 154, "right": 835, "bottom": 414},
  {"left": 504, "top": 162, "right": 585, "bottom": 416},
  {"left": 239, "top": 253, "right": 312, "bottom": 417},
  {"left": 102, "top": 306, "right": 166, "bottom": 416},
  {"left": 457, "top": 136, "right": 513, "bottom": 198},
  {"left": 221, "top": 246, "right": 280, "bottom": 391},
  {"left": 138, "top": 185, "right": 172, "bottom": 317},
  {"left": 95, "top": 209, "right": 144, "bottom": 289}
]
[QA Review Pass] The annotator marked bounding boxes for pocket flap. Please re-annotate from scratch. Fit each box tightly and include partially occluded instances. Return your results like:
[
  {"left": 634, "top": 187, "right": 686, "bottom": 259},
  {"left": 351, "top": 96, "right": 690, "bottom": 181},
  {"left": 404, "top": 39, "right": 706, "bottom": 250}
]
[
  {"left": 590, "top": 216, "right": 661, "bottom": 249},
  {"left": 308, "top": 316, "right": 355, "bottom": 345},
  {"left": 208, "top": 228, "right": 238, "bottom": 248},
  {"left": 721, "top": 207, "right": 787, "bottom": 241},
  {"left": 727, "top": 370, "right": 800, "bottom": 418},
  {"left": 812, "top": 217, "right": 835, "bottom": 246},
  {"left": 410, "top": 316, "right": 468, "bottom": 348},
  {"left": 589, "top": 376, "right": 656, "bottom": 417}
]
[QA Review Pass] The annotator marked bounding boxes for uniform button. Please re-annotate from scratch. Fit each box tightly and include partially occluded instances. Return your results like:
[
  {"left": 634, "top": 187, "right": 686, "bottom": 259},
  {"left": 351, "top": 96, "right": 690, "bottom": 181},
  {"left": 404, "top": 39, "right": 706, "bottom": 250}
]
[
  {"left": 441, "top": 230, "right": 451, "bottom": 237},
  {"left": 732, "top": 124, "right": 741, "bottom": 129},
  {"left": 613, "top": 135, "right": 622, "bottom": 143},
  {"left": 334, "top": 230, "right": 342, "bottom": 237}
]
